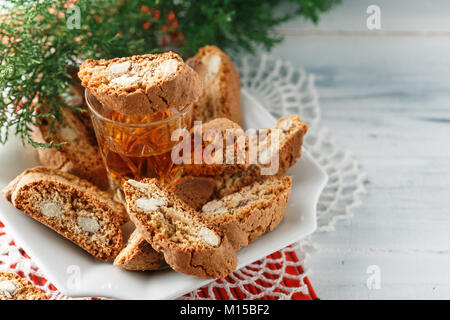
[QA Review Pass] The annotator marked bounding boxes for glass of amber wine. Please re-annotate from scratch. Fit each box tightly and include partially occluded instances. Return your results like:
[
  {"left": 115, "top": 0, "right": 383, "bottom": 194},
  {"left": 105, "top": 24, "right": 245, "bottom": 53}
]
[{"left": 85, "top": 90, "right": 193, "bottom": 201}]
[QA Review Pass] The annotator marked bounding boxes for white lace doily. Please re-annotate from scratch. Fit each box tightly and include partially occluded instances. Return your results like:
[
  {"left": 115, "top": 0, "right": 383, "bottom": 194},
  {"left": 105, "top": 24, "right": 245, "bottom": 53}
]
[{"left": 0, "top": 54, "right": 366, "bottom": 300}]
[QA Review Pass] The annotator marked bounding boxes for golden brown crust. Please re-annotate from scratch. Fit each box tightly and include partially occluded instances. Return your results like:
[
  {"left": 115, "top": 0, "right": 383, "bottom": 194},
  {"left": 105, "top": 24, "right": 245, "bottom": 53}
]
[
  {"left": 113, "top": 229, "right": 164, "bottom": 271},
  {"left": 32, "top": 107, "right": 108, "bottom": 190},
  {"left": 2, "top": 167, "right": 124, "bottom": 261},
  {"left": 0, "top": 273, "right": 48, "bottom": 300},
  {"left": 124, "top": 178, "right": 237, "bottom": 278},
  {"left": 189, "top": 46, "right": 242, "bottom": 125},
  {"left": 78, "top": 52, "right": 203, "bottom": 116},
  {"left": 201, "top": 176, "right": 292, "bottom": 250},
  {"left": 161, "top": 242, "right": 236, "bottom": 279}
]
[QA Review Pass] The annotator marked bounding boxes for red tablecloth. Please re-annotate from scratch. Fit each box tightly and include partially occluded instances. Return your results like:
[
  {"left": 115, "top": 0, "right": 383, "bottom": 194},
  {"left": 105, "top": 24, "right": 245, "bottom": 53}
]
[{"left": 0, "top": 220, "right": 316, "bottom": 300}]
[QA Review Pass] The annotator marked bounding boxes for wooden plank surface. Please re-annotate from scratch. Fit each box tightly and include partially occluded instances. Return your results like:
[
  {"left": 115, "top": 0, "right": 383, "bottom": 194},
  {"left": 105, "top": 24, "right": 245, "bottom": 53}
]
[{"left": 271, "top": 0, "right": 450, "bottom": 299}]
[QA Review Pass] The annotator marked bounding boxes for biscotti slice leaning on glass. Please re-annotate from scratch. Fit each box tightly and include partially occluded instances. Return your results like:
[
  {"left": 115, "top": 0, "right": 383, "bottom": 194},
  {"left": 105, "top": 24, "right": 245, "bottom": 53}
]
[
  {"left": 187, "top": 45, "right": 242, "bottom": 125},
  {"left": 201, "top": 176, "right": 292, "bottom": 250},
  {"left": 0, "top": 272, "right": 48, "bottom": 300},
  {"left": 214, "top": 114, "right": 308, "bottom": 198},
  {"left": 78, "top": 51, "right": 203, "bottom": 116},
  {"left": 124, "top": 178, "right": 237, "bottom": 279},
  {"left": 177, "top": 114, "right": 307, "bottom": 204},
  {"left": 113, "top": 229, "right": 164, "bottom": 271},
  {"left": 32, "top": 107, "right": 108, "bottom": 190},
  {"left": 2, "top": 167, "right": 126, "bottom": 261}
]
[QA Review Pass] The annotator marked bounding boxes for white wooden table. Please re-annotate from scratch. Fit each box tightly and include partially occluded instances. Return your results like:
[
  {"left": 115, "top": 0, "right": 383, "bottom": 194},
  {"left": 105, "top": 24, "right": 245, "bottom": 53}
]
[{"left": 271, "top": 0, "right": 450, "bottom": 299}]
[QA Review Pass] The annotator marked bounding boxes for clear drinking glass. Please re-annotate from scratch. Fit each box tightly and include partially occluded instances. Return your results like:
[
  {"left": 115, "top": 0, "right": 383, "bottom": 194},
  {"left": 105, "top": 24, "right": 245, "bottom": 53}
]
[{"left": 85, "top": 90, "right": 193, "bottom": 201}]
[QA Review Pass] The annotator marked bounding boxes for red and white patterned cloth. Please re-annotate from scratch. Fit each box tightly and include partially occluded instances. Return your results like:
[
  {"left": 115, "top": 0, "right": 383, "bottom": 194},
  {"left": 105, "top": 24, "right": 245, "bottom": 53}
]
[{"left": 0, "top": 219, "right": 316, "bottom": 300}]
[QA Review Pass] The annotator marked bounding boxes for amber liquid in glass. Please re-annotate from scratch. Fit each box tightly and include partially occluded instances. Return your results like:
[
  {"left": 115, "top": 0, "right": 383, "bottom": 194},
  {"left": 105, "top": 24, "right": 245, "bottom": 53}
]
[{"left": 93, "top": 108, "right": 189, "bottom": 191}]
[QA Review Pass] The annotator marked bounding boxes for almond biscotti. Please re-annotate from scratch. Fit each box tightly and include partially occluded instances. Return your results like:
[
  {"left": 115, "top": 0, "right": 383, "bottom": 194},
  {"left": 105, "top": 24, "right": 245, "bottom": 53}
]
[
  {"left": 2, "top": 167, "right": 125, "bottom": 261},
  {"left": 214, "top": 114, "right": 308, "bottom": 198},
  {"left": 124, "top": 179, "right": 237, "bottom": 279},
  {"left": 78, "top": 52, "right": 203, "bottom": 116},
  {"left": 201, "top": 176, "right": 292, "bottom": 250},
  {"left": 181, "top": 114, "right": 307, "bottom": 202},
  {"left": 187, "top": 46, "right": 242, "bottom": 125},
  {"left": 244, "top": 114, "right": 308, "bottom": 177},
  {"left": 183, "top": 115, "right": 307, "bottom": 179},
  {"left": 114, "top": 229, "right": 164, "bottom": 271},
  {"left": 173, "top": 115, "right": 306, "bottom": 207},
  {"left": 274, "top": 114, "right": 308, "bottom": 176},
  {"left": 0, "top": 273, "right": 48, "bottom": 300},
  {"left": 32, "top": 107, "right": 108, "bottom": 190}
]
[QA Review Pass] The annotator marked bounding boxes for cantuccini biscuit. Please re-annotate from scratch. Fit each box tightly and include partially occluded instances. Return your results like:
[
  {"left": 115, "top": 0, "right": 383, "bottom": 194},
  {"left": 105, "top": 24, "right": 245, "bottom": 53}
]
[
  {"left": 124, "top": 178, "right": 237, "bottom": 279},
  {"left": 214, "top": 114, "right": 308, "bottom": 198},
  {"left": 187, "top": 46, "right": 242, "bottom": 125},
  {"left": 115, "top": 174, "right": 220, "bottom": 271},
  {"left": 113, "top": 229, "right": 164, "bottom": 271},
  {"left": 273, "top": 114, "right": 309, "bottom": 176},
  {"left": 183, "top": 115, "right": 307, "bottom": 178},
  {"left": 2, "top": 167, "right": 125, "bottom": 261},
  {"left": 78, "top": 52, "right": 203, "bottom": 116},
  {"left": 180, "top": 115, "right": 307, "bottom": 201},
  {"left": 32, "top": 107, "right": 108, "bottom": 190},
  {"left": 201, "top": 176, "right": 292, "bottom": 250}
]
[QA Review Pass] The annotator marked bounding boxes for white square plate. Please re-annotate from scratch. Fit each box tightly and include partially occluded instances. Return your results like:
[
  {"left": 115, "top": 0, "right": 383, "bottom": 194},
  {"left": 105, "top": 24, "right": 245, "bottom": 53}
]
[{"left": 0, "top": 89, "right": 327, "bottom": 299}]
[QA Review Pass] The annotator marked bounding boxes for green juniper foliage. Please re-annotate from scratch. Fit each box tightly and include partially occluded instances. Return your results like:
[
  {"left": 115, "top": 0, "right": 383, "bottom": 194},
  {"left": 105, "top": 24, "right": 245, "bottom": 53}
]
[{"left": 0, "top": 0, "right": 339, "bottom": 148}]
